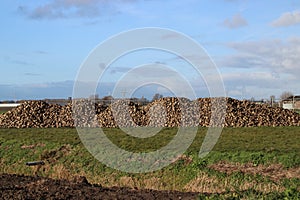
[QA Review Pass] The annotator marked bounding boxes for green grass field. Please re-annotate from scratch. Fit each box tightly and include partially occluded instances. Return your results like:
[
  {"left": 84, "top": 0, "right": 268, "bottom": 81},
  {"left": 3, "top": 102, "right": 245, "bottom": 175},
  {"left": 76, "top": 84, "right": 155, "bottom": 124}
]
[{"left": 0, "top": 127, "right": 299, "bottom": 199}]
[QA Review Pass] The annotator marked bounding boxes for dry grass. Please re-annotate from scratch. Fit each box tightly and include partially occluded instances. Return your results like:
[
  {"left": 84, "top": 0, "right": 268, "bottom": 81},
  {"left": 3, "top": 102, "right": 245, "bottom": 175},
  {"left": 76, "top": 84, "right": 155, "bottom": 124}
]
[
  {"left": 118, "top": 176, "right": 165, "bottom": 190},
  {"left": 0, "top": 127, "right": 299, "bottom": 198},
  {"left": 209, "top": 161, "right": 300, "bottom": 182},
  {"left": 119, "top": 176, "right": 136, "bottom": 188},
  {"left": 184, "top": 171, "right": 225, "bottom": 193},
  {"left": 184, "top": 171, "right": 285, "bottom": 194},
  {"left": 143, "top": 177, "right": 164, "bottom": 190}
]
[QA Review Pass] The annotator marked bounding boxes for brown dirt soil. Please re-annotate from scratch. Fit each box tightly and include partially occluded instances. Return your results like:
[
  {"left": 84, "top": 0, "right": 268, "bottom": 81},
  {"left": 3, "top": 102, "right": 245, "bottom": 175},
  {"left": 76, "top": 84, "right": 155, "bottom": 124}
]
[
  {"left": 209, "top": 161, "right": 300, "bottom": 182},
  {"left": 0, "top": 174, "right": 200, "bottom": 200}
]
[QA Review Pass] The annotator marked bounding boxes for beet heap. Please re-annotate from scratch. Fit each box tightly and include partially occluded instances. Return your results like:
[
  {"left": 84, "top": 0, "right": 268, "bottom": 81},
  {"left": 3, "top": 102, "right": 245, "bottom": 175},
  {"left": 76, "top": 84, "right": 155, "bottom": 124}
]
[{"left": 0, "top": 97, "right": 299, "bottom": 128}]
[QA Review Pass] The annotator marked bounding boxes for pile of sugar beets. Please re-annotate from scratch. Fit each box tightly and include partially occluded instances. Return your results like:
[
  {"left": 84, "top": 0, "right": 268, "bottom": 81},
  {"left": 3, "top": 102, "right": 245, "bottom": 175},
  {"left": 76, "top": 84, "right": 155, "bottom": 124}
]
[{"left": 0, "top": 97, "right": 299, "bottom": 128}]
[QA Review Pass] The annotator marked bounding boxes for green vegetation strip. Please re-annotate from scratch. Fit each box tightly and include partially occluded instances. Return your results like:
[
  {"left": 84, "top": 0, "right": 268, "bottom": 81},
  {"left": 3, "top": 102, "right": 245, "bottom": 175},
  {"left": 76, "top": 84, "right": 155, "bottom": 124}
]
[{"left": 0, "top": 127, "right": 299, "bottom": 199}]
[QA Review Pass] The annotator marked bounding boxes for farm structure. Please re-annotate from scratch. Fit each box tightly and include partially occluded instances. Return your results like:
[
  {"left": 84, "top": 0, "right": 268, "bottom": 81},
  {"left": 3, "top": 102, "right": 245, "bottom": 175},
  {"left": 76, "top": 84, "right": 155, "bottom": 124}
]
[
  {"left": 282, "top": 95, "right": 300, "bottom": 110},
  {"left": 0, "top": 103, "right": 21, "bottom": 112}
]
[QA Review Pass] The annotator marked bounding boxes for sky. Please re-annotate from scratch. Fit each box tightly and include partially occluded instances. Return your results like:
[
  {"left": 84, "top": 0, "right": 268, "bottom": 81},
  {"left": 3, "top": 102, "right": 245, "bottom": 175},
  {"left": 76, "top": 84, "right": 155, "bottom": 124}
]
[{"left": 1, "top": 0, "right": 300, "bottom": 101}]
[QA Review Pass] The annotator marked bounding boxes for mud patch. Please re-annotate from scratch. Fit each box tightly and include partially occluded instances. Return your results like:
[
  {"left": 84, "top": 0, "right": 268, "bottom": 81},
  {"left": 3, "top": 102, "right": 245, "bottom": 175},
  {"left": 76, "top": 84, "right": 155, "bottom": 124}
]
[
  {"left": 209, "top": 161, "right": 300, "bottom": 182},
  {"left": 0, "top": 174, "right": 200, "bottom": 200}
]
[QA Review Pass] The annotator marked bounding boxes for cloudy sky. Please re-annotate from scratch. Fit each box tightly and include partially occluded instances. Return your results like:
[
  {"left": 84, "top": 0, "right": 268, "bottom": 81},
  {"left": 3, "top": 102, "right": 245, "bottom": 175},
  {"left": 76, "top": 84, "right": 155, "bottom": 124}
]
[{"left": 1, "top": 0, "right": 300, "bottom": 100}]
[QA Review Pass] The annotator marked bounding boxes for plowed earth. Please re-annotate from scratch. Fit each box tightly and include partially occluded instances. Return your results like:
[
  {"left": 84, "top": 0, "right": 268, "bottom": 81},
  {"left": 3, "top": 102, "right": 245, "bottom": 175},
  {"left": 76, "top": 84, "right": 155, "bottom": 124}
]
[{"left": 0, "top": 174, "right": 200, "bottom": 200}]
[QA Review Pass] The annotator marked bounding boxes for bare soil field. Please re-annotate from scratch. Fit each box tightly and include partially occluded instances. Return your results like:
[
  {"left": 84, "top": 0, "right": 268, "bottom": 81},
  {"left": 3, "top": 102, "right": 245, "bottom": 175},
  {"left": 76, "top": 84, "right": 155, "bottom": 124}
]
[{"left": 0, "top": 174, "right": 200, "bottom": 200}]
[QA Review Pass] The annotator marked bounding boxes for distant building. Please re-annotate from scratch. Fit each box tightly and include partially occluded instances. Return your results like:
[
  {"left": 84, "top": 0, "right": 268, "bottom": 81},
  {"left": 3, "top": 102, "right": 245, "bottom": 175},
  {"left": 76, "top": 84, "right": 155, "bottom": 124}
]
[
  {"left": 282, "top": 95, "right": 300, "bottom": 110},
  {"left": 0, "top": 103, "right": 21, "bottom": 112},
  {"left": 249, "top": 98, "right": 266, "bottom": 105}
]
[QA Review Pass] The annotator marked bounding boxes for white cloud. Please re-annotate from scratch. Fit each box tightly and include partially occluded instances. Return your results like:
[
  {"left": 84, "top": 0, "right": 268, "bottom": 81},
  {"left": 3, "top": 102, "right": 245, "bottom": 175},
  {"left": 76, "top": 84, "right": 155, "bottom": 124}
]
[
  {"left": 221, "top": 71, "right": 297, "bottom": 99},
  {"left": 223, "top": 13, "right": 248, "bottom": 29},
  {"left": 224, "top": 38, "right": 300, "bottom": 75},
  {"left": 221, "top": 54, "right": 267, "bottom": 69},
  {"left": 222, "top": 72, "right": 280, "bottom": 87},
  {"left": 271, "top": 10, "right": 300, "bottom": 27},
  {"left": 18, "top": 0, "right": 138, "bottom": 19},
  {"left": 215, "top": 37, "right": 300, "bottom": 99}
]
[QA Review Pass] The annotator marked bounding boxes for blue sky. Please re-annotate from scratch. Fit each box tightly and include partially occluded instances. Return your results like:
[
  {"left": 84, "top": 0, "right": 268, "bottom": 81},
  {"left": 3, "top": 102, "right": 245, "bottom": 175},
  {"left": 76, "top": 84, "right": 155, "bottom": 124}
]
[{"left": 1, "top": 0, "right": 300, "bottom": 100}]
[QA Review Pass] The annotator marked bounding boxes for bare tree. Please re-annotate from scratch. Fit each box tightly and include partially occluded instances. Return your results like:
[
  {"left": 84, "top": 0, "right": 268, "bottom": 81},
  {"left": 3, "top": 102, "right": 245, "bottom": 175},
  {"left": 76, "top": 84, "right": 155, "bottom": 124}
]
[
  {"left": 152, "top": 93, "right": 163, "bottom": 101},
  {"left": 280, "top": 91, "right": 293, "bottom": 100},
  {"left": 102, "top": 95, "right": 114, "bottom": 101}
]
